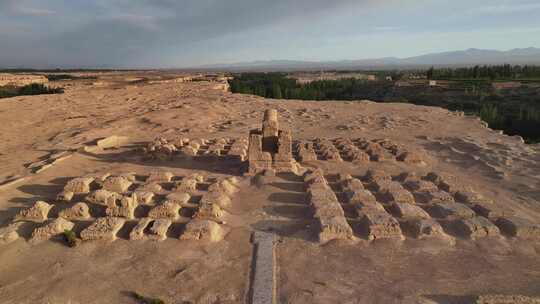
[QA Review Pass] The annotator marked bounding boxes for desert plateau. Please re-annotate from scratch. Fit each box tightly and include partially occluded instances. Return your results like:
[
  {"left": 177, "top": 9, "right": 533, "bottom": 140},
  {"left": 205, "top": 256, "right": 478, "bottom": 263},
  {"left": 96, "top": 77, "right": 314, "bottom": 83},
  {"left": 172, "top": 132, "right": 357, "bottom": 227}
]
[
  {"left": 0, "top": 72, "right": 539, "bottom": 304},
  {"left": 2, "top": 1, "right": 540, "bottom": 303}
]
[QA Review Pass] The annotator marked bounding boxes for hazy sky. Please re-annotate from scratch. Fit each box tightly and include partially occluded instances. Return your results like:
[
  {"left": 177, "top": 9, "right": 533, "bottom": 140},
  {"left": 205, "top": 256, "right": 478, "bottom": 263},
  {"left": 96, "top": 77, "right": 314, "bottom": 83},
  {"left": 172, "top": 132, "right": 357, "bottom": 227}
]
[{"left": 1, "top": 0, "right": 539, "bottom": 68}]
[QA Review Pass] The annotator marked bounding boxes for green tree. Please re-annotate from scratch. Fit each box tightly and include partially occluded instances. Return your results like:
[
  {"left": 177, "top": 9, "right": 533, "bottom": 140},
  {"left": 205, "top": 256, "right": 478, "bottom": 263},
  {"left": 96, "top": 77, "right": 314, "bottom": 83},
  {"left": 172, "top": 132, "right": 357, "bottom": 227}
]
[
  {"left": 272, "top": 83, "right": 282, "bottom": 99},
  {"left": 426, "top": 66, "right": 434, "bottom": 80}
]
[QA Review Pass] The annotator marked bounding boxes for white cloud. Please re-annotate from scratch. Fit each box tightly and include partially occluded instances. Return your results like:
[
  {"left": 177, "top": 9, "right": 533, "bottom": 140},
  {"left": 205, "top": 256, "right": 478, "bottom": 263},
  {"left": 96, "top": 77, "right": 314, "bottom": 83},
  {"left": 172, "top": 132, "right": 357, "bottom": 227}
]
[
  {"left": 104, "top": 13, "right": 160, "bottom": 31},
  {"left": 373, "top": 26, "right": 402, "bottom": 32},
  {"left": 0, "top": 0, "right": 56, "bottom": 16},
  {"left": 15, "top": 6, "right": 56, "bottom": 16},
  {"left": 471, "top": 3, "right": 540, "bottom": 14}
]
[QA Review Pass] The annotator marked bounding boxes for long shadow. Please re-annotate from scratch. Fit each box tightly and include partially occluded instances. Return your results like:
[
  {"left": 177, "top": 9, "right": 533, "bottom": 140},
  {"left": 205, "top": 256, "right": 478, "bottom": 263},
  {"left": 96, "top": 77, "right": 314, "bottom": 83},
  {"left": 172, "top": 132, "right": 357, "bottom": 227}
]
[
  {"left": 276, "top": 172, "right": 304, "bottom": 182},
  {"left": 9, "top": 196, "right": 47, "bottom": 204},
  {"left": 48, "top": 176, "right": 73, "bottom": 185},
  {"left": 268, "top": 192, "right": 306, "bottom": 205},
  {"left": 85, "top": 149, "right": 247, "bottom": 176},
  {"left": 251, "top": 219, "right": 315, "bottom": 242},
  {"left": 270, "top": 182, "right": 305, "bottom": 192},
  {"left": 263, "top": 205, "right": 310, "bottom": 220},
  {"left": 14, "top": 221, "right": 41, "bottom": 240},
  {"left": 0, "top": 205, "right": 23, "bottom": 223},
  {"left": 422, "top": 295, "right": 477, "bottom": 304},
  {"left": 17, "top": 183, "right": 63, "bottom": 198}
]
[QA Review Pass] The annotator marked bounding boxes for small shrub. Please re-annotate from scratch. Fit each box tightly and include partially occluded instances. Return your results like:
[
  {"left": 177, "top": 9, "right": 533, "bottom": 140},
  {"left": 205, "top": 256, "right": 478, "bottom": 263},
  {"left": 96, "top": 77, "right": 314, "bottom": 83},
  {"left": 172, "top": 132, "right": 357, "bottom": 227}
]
[
  {"left": 132, "top": 292, "right": 165, "bottom": 304},
  {"left": 63, "top": 229, "right": 79, "bottom": 247}
]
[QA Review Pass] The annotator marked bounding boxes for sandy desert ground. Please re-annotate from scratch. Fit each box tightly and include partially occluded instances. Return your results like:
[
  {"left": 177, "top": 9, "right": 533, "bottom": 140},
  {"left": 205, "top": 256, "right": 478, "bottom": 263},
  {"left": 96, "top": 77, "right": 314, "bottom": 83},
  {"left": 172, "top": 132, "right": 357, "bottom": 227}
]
[{"left": 0, "top": 73, "right": 539, "bottom": 304}]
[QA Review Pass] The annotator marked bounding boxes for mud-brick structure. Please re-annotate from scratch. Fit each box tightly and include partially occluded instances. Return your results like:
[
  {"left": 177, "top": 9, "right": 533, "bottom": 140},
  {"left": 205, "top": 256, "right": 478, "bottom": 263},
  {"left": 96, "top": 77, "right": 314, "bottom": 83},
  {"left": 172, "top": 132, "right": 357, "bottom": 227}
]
[{"left": 248, "top": 109, "right": 297, "bottom": 174}]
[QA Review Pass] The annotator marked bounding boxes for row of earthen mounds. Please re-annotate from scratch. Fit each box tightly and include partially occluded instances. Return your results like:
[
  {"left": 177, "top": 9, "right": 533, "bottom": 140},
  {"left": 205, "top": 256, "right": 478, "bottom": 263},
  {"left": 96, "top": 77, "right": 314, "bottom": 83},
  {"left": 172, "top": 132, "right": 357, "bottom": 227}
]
[
  {"left": 141, "top": 136, "right": 248, "bottom": 162},
  {"left": 304, "top": 169, "right": 353, "bottom": 242},
  {"left": 295, "top": 137, "right": 427, "bottom": 165},
  {"left": 302, "top": 168, "right": 540, "bottom": 243},
  {"left": 2, "top": 171, "right": 240, "bottom": 245},
  {"left": 0, "top": 73, "right": 48, "bottom": 86}
]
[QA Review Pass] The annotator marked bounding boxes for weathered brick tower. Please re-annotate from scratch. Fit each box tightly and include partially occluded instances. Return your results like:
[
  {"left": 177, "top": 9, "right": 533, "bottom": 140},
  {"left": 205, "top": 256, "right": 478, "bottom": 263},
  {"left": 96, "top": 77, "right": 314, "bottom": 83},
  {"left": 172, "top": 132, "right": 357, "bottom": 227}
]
[{"left": 248, "top": 109, "right": 297, "bottom": 174}]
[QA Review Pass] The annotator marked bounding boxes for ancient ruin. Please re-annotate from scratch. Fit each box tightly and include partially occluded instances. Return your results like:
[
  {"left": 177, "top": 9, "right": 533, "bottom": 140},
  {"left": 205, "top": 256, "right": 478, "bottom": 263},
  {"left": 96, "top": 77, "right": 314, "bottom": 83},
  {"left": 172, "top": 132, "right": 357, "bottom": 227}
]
[
  {"left": 248, "top": 109, "right": 298, "bottom": 174},
  {"left": 1, "top": 78, "right": 540, "bottom": 302}
]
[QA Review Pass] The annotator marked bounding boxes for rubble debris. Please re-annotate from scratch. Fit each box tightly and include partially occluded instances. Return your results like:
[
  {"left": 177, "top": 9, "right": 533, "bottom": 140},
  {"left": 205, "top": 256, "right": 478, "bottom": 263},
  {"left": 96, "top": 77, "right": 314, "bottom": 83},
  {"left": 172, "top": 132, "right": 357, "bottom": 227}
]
[
  {"left": 56, "top": 190, "right": 74, "bottom": 202},
  {"left": 381, "top": 188, "right": 415, "bottom": 204},
  {"left": 137, "top": 182, "right": 163, "bottom": 193},
  {"left": 180, "top": 219, "right": 225, "bottom": 242},
  {"left": 453, "top": 216, "right": 500, "bottom": 239},
  {"left": 297, "top": 142, "right": 318, "bottom": 162},
  {"left": 119, "top": 172, "right": 137, "bottom": 182},
  {"left": 427, "top": 202, "right": 476, "bottom": 219},
  {"left": 318, "top": 216, "right": 354, "bottom": 242},
  {"left": 340, "top": 178, "right": 364, "bottom": 193},
  {"left": 144, "top": 137, "right": 178, "bottom": 160},
  {"left": 200, "top": 191, "right": 232, "bottom": 208},
  {"left": 359, "top": 211, "right": 404, "bottom": 240},
  {"left": 58, "top": 202, "right": 91, "bottom": 220},
  {"left": 86, "top": 189, "right": 121, "bottom": 205},
  {"left": 404, "top": 180, "right": 438, "bottom": 193},
  {"left": 96, "top": 135, "right": 129, "bottom": 149},
  {"left": 14, "top": 201, "right": 52, "bottom": 222},
  {"left": 31, "top": 218, "right": 75, "bottom": 242},
  {"left": 85, "top": 172, "right": 111, "bottom": 183},
  {"left": 102, "top": 176, "right": 132, "bottom": 193},
  {"left": 389, "top": 202, "right": 430, "bottom": 219},
  {"left": 0, "top": 223, "right": 22, "bottom": 245},
  {"left": 147, "top": 171, "right": 174, "bottom": 182},
  {"left": 165, "top": 192, "right": 191, "bottom": 205},
  {"left": 370, "top": 180, "right": 403, "bottom": 193},
  {"left": 306, "top": 171, "right": 354, "bottom": 242},
  {"left": 496, "top": 217, "right": 540, "bottom": 240},
  {"left": 471, "top": 200, "right": 514, "bottom": 219},
  {"left": 415, "top": 190, "right": 455, "bottom": 204},
  {"left": 346, "top": 189, "right": 377, "bottom": 206},
  {"left": 454, "top": 191, "right": 485, "bottom": 204},
  {"left": 401, "top": 218, "right": 449, "bottom": 240},
  {"left": 195, "top": 201, "right": 225, "bottom": 219},
  {"left": 105, "top": 195, "right": 138, "bottom": 219},
  {"left": 396, "top": 151, "right": 425, "bottom": 165},
  {"left": 208, "top": 179, "right": 238, "bottom": 196},
  {"left": 64, "top": 177, "right": 94, "bottom": 194},
  {"left": 133, "top": 191, "right": 155, "bottom": 205},
  {"left": 130, "top": 218, "right": 171, "bottom": 241},
  {"left": 148, "top": 201, "right": 181, "bottom": 220},
  {"left": 80, "top": 217, "right": 126, "bottom": 241},
  {"left": 175, "top": 177, "right": 198, "bottom": 192}
]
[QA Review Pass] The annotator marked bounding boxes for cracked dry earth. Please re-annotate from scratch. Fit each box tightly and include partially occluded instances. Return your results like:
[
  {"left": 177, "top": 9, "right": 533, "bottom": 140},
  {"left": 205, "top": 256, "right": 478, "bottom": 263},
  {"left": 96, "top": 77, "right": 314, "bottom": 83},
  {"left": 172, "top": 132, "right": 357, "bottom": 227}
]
[{"left": 0, "top": 73, "right": 540, "bottom": 304}]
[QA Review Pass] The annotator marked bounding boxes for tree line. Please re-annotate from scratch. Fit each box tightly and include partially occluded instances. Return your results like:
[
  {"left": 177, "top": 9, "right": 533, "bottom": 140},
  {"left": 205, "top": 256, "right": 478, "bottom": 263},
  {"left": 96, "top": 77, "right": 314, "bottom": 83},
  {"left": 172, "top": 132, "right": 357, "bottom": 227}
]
[
  {"left": 0, "top": 83, "right": 64, "bottom": 99},
  {"left": 427, "top": 64, "right": 540, "bottom": 80},
  {"left": 229, "top": 72, "right": 540, "bottom": 143}
]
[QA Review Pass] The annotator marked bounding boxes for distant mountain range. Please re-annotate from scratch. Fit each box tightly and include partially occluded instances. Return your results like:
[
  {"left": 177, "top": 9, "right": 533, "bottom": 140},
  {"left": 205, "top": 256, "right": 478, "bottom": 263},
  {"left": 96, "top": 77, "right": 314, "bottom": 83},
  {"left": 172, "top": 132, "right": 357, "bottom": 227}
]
[{"left": 193, "top": 47, "right": 540, "bottom": 71}]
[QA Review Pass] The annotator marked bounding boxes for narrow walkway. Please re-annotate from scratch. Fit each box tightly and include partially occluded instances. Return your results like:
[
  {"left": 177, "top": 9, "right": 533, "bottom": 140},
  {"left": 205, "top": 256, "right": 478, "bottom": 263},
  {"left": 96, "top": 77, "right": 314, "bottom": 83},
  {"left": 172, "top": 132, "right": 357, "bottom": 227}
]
[{"left": 250, "top": 231, "right": 277, "bottom": 304}]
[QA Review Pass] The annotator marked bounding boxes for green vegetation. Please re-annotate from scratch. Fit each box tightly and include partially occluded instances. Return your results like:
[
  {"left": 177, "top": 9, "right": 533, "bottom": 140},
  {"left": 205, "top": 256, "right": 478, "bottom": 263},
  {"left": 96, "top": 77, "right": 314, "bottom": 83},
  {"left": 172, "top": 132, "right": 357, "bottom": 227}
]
[
  {"left": 0, "top": 83, "right": 64, "bottom": 99},
  {"left": 63, "top": 229, "right": 79, "bottom": 247},
  {"left": 229, "top": 72, "right": 540, "bottom": 143},
  {"left": 132, "top": 292, "right": 165, "bottom": 304},
  {"left": 46, "top": 74, "right": 97, "bottom": 81},
  {"left": 427, "top": 64, "right": 540, "bottom": 80}
]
